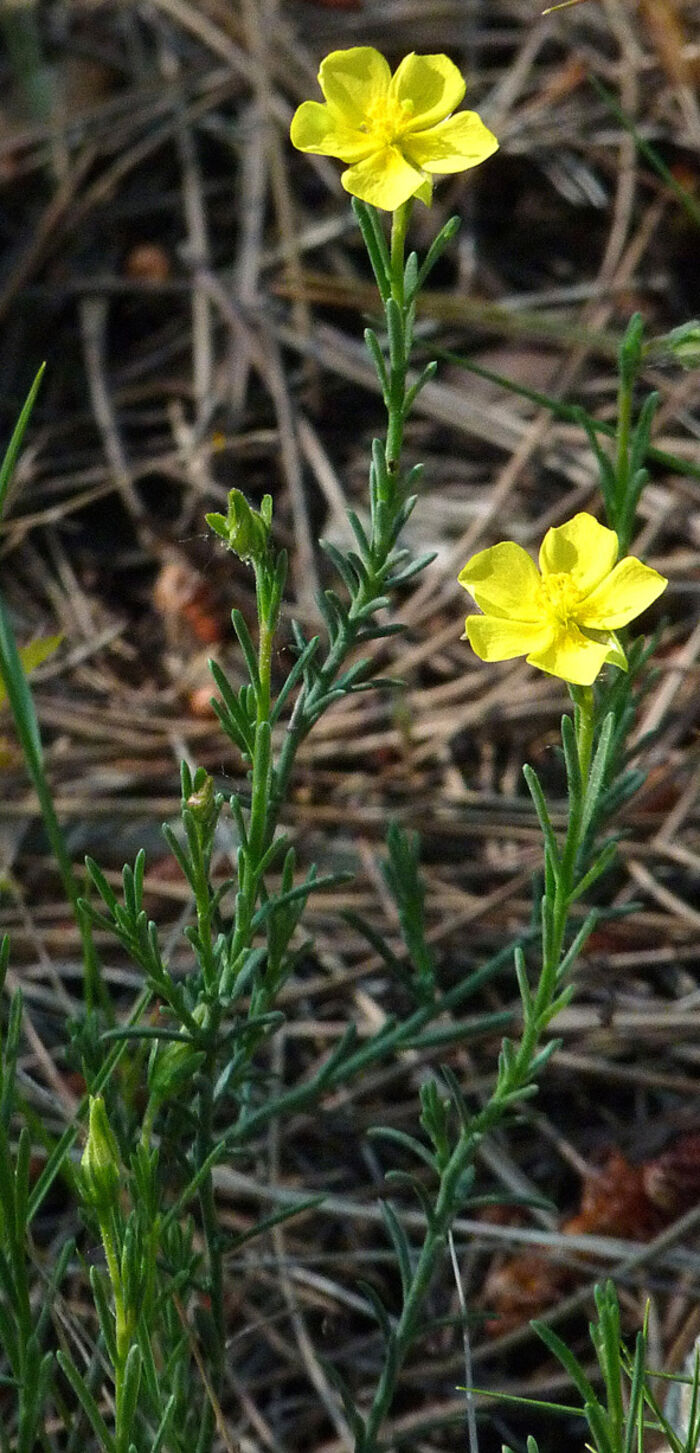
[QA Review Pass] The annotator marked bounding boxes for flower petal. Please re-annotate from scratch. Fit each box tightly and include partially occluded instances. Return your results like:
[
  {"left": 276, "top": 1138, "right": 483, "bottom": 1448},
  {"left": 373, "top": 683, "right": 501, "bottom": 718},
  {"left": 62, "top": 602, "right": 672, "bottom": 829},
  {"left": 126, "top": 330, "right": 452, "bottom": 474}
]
[
  {"left": 526, "top": 624, "right": 611, "bottom": 685},
  {"left": 290, "top": 101, "right": 375, "bottom": 162},
  {"left": 340, "top": 147, "right": 425, "bottom": 209},
  {"left": 466, "top": 615, "right": 552, "bottom": 663},
  {"left": 577, "top": 557, "right": 668, "bottom": 629},
  {"left": 390, "top": 52, "right": 465, "bottom": 130},
  {"left": 458, "top": 542, "right": 542, "bottom": 620},
  {"left": 539, "top": 512, "right": 619, "bottom": 596},
  {"left": 318, "top": 47, "right": 391, "bottom": 127},
  {"left": 404, "top": 111, "right": 499, "bottom": 173},
  {"left": 581, "top": 627, "right": 628, "bottom": 671}
]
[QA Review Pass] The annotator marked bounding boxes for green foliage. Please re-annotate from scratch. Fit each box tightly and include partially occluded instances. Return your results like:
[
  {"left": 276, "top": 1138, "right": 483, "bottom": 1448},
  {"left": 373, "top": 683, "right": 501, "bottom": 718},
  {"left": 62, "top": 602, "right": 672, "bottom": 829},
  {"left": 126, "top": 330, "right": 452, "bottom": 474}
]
[
  {"left": 522, "top": 1281, "right": 700, "bottom": 1453},
  {"left": 0, "top": 192, "right": 677, "bottom": 1453}
]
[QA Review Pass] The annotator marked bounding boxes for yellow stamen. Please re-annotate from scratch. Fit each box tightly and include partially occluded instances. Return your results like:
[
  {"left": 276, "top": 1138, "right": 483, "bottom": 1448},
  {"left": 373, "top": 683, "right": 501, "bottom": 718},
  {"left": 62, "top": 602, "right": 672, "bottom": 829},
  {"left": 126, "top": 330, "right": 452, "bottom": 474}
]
[
  {"left": 538, "top": 572, "right": 582, "bottom": 626},
  {"left": 362, "top": 95, "right": 414, "bottom": 144}
]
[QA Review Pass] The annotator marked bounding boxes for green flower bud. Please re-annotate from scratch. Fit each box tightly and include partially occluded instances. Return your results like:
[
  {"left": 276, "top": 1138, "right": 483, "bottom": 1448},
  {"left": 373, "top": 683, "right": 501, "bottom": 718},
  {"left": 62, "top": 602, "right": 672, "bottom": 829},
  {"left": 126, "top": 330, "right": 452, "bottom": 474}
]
[
  {"left": 647, "top": 320, "right": 700, "bottom": 370},
  {"left": 81, "top": 1096, "right": 121, "bottom": 1214},
  {"left": 147, "top": 1004, "right": 207, "bottom": 1105},
  {"left": 205, "top": 490, "right": 272, "bottom": 563},
  {"left": 185, "top": 772, "right": 216, "bottom": 832}
]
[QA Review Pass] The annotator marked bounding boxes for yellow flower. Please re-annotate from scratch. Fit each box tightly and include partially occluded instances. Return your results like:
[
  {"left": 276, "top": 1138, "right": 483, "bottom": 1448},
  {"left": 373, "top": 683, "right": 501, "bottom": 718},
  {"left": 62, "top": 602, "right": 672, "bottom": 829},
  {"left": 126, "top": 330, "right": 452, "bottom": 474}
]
[
  {"left": 458, "top": 513, "right": 667, "bottom": 686},
  {"left": 0, "top": 634, "right": 62, "bottom": 709},
  {"left": 290, "top": 47, "right": 498, "bottom": 211}
]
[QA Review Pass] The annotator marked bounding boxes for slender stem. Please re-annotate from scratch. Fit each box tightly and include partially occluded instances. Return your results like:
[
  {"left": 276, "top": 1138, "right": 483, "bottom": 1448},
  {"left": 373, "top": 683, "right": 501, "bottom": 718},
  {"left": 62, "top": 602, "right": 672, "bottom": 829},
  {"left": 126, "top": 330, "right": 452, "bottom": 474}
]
[
  {"left": 0, "top": 596, "right": 104, "bottom": 1015},
  {"left": 360, "top": 690, "right": 601, "bottom": 1453},
  {"left": 389, "top": 201, "right": 411, "bottom": 309},
  {"left": 385, "top": 200, "right": 413, "bottom": 473},
  {"left": 195, "top": 1069, "right": 224, "bottom": 1453},
  {"left": 99, "top": 1218, "right": 130, "bottom": 1453},
  {"left": 448, "top": 1230, "right": 479, "bottom": 1453},
  {"left": 575, "top": 687, "right": 595, "bottom": 782},
  {"left": 614, "top": 368, "right": 632, "bottom": 528}
]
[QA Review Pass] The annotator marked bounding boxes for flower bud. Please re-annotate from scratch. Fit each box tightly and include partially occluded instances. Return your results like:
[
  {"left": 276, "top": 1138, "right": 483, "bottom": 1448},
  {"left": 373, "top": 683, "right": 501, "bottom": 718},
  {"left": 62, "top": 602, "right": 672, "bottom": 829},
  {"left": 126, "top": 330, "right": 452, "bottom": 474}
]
[
  {"left": 185, "top": 772, "right": 217, "bottom": 833},
  {"left": 647, "top": 320, "right": 700, "bottom": 370},
  {"left": 81, "top": 1095, "right": 121, "bottom": 1214},
  {"left": 206, "top": 490, "right": 271, "bottom": 563},
  {"left": 147, "top": 1004, "right": 207, "bottom": 1105}
]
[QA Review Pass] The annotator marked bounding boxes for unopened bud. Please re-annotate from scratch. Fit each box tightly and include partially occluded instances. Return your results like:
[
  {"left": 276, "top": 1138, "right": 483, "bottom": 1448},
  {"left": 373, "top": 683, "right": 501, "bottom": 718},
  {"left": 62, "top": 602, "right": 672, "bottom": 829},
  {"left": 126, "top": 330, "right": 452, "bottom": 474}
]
[
  {"left": 81, "top": 1095, "right": 121, "bottom": 1214},
  {"left": 185, "top": 772, "right": 217, "bottom": 832},
  {"left": 147, "top": 1004, "right": 207, "bottom": 1105},
  {"left": 647, "top": 320, "right": 700, "bottom": 370},
  {"left": 206, "top": 490, "right": 272, "bottom": 564}
]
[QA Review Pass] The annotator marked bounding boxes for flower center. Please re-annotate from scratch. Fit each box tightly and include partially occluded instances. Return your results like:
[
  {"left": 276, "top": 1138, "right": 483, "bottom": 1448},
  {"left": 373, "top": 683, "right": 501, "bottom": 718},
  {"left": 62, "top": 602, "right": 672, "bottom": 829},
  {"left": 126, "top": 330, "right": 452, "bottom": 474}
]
[
  {"left": 538, "top": 571, "right": 581, "bottom": 627},
  {"left": 362, "top": 95, "right": 414, "bottom": 145}
]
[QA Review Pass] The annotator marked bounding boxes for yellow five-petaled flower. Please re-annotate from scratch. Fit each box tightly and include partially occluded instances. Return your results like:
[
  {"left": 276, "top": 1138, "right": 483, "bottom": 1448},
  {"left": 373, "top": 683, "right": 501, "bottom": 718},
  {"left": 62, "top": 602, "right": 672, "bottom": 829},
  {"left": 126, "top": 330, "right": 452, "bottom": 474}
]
[
  {"left": 290, "top": 47, "right": 498, "bottom": 211},
  {"left": 458, "top": 513, "right": 667, "bottom": 686}
]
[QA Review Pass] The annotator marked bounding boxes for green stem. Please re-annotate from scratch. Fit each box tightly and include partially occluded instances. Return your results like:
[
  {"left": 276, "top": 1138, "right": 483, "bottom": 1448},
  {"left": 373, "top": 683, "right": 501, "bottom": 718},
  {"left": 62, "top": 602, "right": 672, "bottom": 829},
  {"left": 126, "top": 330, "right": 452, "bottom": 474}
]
[
  {"left": 99, "top": 1218, "right": 130, "bottom": 1452},
  {"left": 385, "top": 200, "right": 413, "bottom": 474},
  {"left": 194, "top": 574, "right": 278, "bottom": 1444},
  {"left": 575, "top": 686, "right": 595, "bottom": 783},
  {"left": 389, "top": 201, "right": 411, "bottom": 309},
  {"left": 194, "top": 1068, "right": 224, "bottom": 1453},
  {"left": 614, "top": 369, "right": 633, "bottom": 525},
  {"left": 360, "top": 689, "right": 601, "bottom": 1453},
  {"left": 0, "top": 595, "right": 104, "bottom": 1016}
]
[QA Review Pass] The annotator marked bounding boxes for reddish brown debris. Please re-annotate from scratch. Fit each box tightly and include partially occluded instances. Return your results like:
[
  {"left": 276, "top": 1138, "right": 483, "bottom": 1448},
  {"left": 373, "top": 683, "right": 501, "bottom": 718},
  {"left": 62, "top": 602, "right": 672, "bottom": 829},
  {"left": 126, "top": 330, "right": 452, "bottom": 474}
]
[{"left": 482, "top": 1133, "right": 700, "bottom": 1336}]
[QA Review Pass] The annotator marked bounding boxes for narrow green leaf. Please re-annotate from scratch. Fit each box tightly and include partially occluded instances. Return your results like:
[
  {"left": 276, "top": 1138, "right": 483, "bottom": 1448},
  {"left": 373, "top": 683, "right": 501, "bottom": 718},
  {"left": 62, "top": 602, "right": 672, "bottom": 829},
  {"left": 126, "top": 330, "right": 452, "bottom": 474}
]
[
  {"left": 151, "top": 1394, "right": 176, "bottom": 1453},
  {"left": 89, "top": 1265, "right": 117, "bottom": 1364},
  {"left": 364, "top": 327, "right": 390, "bottom": 400},
  {"left": 533, "top": 1320, "right": 600, "bottom": 1409},
  {"left": 231, "top": 609, "right": 261, "bottom": 694},
  {"left": 402, "top": 360, "right": 437, "bottom": 415},
  {"left": 57, "top": 1351, "right": 116, "bottom": 1453},
  {"left": 414, "top": 215, "right": 460, "bottom": 295},
  {"left": 380, "top": 1201, "right": 413, "bottom": 1299},
  {"left": 523, "top": 764, "right": 560, "bottom": 874},
  {"left": 357, "top": 1279, "right": 392, "bottom": 1341},
  {"left": 0, "top": 366, "right": 45, "bottom": 521},
  {"left": 270, "top": 636, "right": 318, "bottom": 724},
  {"left": 352, "top": 198, "right": 390, "bottom": 301},
  {"left": 569, "top": 841, "right": 618, "bottom": 902},
  {"left": 119, "top": 1343, "right": 142, "bottom": 1443},
  {"left": 560, "top": 712, "right": 582, "bottom": 802},
  {"left": 367, "top": 1125, "right": 436, "bottom": 1170},
  {"left": 580, "top": 712, "right": 615, "bottom": 839}
]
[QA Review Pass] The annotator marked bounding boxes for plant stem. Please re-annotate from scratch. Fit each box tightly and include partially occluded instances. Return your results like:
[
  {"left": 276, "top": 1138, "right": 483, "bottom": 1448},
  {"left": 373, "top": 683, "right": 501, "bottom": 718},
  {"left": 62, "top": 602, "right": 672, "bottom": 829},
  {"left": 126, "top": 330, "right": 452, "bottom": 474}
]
[
  {"left": 0, "top": 596, "right": 104, "bottom": 1015},
  {"left": 614, "top": 367, "right": 632, "bottom": 521},
  {"left": 385, "top": 200, "right": 413, "bottom": 472},
  {"left": 99, "top": 1218, "right": 130, "bottom": 1453},
  {"left": 360, "top": 690, "right": 601, "bottom": 1453},
  {"left": 195, "top": 1068, "right": 224, "bottom": 1453}
]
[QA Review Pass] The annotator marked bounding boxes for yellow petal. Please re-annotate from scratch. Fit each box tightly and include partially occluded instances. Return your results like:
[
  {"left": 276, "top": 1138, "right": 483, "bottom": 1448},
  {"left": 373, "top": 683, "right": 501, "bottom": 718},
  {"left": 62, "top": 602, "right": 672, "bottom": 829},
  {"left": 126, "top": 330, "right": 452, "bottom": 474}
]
[
  {"left": 539, "top": 512, "right": 619, "bottom": 595},
  {"left": 577, "top": 557, "right": 668, "bottom": 629},
  {"left": 18, "top": 634, "right": 63, "bottom": 674},
  {"left": 526, "top": 624, "right": 611, "bottom": 685},
  {"left": 340, "top": 147, "right": 425, "bottom": 210},
  {"left": 404, "top": 111, "right": 499, "bottom": 173},
  {"left": 318, "top": 47, "right": 391, "bottom": 127},
  {"left": 290, "top": 101, "right": 375, "bottom": 162},
  {"left": 466, "top": 615, "right": 552, "bottom": 662},
  {"left": 582, "top": 628, "right": 628, "bottom": 672},
  {"left": 0, "top": 634, "right": 63, "bottom": 709},
  {"left": 458, "top": 542, "right": 542, "bottom": 620},
  {"left": 390, "top": 52, "right": 465, "bottom": 130}
]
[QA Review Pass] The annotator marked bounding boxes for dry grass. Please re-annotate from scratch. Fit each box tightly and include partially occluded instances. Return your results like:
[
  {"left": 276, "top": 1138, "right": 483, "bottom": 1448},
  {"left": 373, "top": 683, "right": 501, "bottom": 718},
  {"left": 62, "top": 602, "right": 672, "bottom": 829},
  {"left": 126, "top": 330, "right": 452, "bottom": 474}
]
[{"left": 1, "top": 2, "right": 699, "bottom": 1449}]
